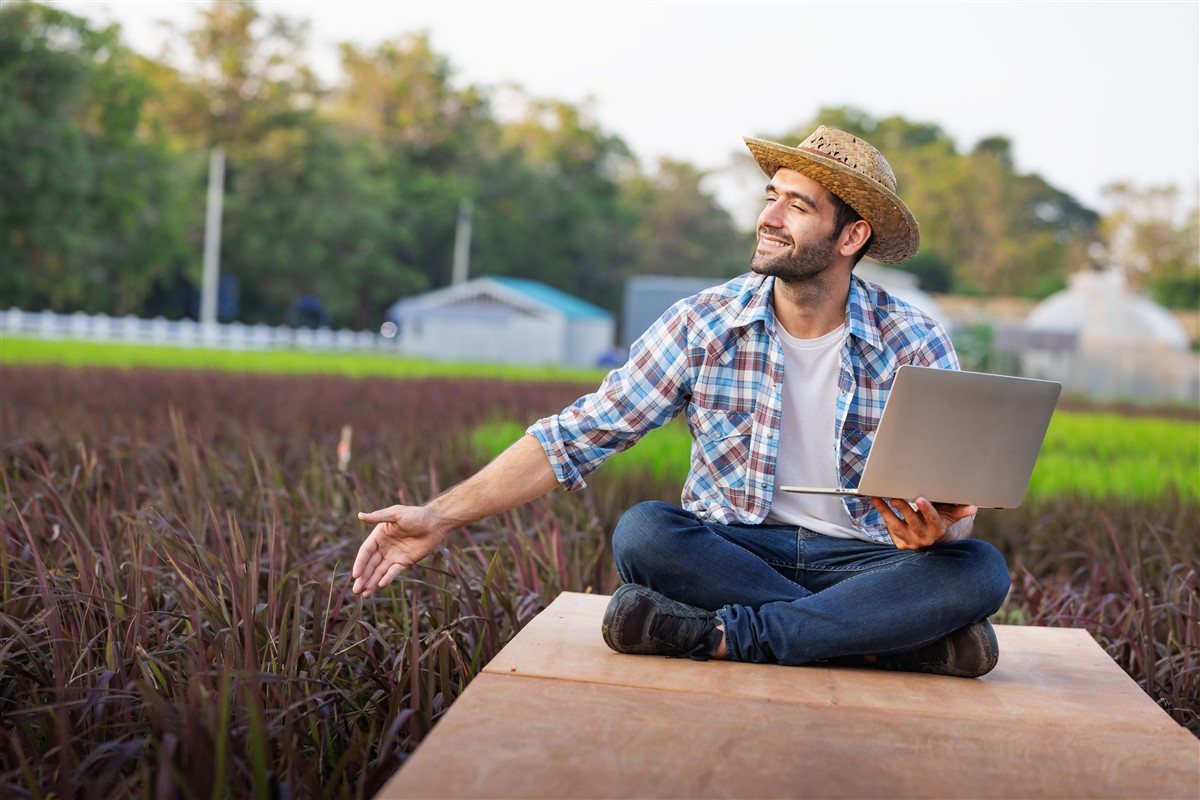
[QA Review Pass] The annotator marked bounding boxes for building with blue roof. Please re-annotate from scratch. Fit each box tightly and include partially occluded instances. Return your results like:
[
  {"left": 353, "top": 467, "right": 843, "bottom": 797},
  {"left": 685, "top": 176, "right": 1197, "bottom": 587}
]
[{"left": 386, "top": 276, "right": 615, "bottom": 367}]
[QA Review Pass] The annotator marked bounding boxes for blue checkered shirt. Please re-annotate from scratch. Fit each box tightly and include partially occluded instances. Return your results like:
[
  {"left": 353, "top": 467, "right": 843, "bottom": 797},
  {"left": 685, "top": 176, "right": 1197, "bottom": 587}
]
[{"left": 527, "top": 272, "right": 960, "bottom": 545}]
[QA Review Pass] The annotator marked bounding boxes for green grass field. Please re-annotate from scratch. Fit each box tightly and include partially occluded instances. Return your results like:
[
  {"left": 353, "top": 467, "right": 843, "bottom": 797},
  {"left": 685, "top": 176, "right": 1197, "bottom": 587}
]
[
  {"left": 469, "top": 412, "right": 1200, "bottom": 505},
  {"left": 0, "top": 335, "right": 608, "bottom": 383}
]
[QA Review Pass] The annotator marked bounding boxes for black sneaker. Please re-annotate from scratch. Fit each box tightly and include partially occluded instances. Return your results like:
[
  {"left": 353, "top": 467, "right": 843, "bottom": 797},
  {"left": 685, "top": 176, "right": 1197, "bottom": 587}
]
[
  {"left": 879, "top": 619, "right": 999, "bottom": 678},
  {"left": 601, "top": 584, "right": 722, "bottom": 661}
]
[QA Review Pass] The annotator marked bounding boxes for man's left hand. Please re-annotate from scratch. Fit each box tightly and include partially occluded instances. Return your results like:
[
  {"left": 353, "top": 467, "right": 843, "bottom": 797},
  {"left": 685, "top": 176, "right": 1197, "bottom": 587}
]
[{"left": 869, "top": 496, "right": 978, "bottom": 550}]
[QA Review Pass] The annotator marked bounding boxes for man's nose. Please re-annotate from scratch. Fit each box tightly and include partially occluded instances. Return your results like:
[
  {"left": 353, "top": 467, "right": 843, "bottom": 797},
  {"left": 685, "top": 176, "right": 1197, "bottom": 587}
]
[{"left": 758, "top": 198, "right": 787, "bottom": 229}]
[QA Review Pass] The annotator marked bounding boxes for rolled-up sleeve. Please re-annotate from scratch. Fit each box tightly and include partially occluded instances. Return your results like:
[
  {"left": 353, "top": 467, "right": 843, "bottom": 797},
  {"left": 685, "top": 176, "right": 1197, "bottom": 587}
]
[{"left": 527, "top": 303, "right": 693, "bottom": 491}]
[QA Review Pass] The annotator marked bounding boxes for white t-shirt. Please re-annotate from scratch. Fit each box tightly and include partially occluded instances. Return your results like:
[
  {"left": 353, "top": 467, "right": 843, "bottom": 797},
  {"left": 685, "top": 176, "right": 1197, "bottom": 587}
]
[{"left": 765, "top": 323, "right": 864, "bottom": 540}]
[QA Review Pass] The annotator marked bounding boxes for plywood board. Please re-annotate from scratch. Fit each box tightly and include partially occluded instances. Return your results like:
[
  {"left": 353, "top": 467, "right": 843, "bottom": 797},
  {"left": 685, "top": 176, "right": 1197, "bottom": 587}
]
[
  {"left": 483, "top": 593, "right": 1189, "bottom": 736},
  {"left": 380, "top": 592, "right": 1200, "bottom": 799},
  {"left": 383, "top": 672, "right": 1199, "bottom": 800}
]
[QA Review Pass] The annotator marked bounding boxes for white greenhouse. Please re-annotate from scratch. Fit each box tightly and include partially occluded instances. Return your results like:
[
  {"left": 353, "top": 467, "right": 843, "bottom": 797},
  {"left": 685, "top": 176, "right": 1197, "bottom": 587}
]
[{"left": 1021, "top": 268, "right": 1197, "bottom": 402}]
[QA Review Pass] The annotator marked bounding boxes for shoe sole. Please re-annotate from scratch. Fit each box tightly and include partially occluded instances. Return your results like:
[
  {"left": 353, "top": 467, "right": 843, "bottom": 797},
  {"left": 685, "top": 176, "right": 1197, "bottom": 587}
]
[{"left": 601, "top": 584, "right": 637, "bottom": 653}]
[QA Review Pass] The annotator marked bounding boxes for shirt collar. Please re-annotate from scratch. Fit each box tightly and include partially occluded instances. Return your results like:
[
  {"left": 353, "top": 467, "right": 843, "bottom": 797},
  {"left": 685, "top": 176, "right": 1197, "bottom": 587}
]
[
  {"left": 846, "top": 274, "right": 883, "bottom": 352},
  {"left": 731, "top": 273, "right": 776, "bottom": 330},
  {"left": 736, "top": 272, "right": 884, "bottom": 352}
]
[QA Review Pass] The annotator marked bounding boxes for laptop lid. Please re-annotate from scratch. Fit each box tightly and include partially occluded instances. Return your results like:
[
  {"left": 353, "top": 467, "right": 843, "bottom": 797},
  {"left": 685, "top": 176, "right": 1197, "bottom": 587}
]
[{"left": 780, "top": 366, "right": 1062, "bottom": 508}]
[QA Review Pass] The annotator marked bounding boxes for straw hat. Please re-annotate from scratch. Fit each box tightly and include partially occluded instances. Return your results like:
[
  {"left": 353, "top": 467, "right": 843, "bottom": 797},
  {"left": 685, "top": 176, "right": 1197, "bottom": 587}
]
[{"left": 745, "top": 126, "right": 919, "bottom": 263}]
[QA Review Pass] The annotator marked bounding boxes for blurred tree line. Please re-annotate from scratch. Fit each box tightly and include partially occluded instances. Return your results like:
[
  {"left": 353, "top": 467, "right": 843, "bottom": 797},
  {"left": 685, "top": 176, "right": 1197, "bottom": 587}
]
[
  {"left": 757, "top": 109, "right": 1197, "bottom": 308},
  {"left": 2, "top": 2, "right": 1195, "bottom": 328},
  {"left": 0, "top": 1, "right": 747, "bottom": 325}
]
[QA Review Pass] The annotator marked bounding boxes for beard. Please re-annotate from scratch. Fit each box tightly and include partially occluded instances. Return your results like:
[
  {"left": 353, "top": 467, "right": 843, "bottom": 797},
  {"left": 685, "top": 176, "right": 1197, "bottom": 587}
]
[{"left": 750, "top": 226, "right": 840, "bottom": 282}]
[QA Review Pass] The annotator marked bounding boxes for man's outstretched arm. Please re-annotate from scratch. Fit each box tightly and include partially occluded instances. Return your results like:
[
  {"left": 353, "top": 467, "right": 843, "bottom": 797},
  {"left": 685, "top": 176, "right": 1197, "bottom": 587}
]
[{"left": 351, "top": 434, "right": 559, "bottom": 596}]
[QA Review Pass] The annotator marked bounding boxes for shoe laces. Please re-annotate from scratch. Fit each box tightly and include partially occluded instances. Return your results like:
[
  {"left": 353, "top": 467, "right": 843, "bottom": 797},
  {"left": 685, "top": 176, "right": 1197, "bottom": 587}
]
[
  {"left": 667, "top": 640, "right": 712, "bottom": 662},
  {"left": 653, "top": 613, "right": 719, "bottom": 661}
]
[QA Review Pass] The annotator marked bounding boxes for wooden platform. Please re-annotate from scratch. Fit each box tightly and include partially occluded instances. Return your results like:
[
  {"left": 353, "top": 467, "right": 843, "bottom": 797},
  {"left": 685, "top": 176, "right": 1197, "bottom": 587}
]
[{"left": 380, "top": 592, "right": 1199, "bottom": 799}]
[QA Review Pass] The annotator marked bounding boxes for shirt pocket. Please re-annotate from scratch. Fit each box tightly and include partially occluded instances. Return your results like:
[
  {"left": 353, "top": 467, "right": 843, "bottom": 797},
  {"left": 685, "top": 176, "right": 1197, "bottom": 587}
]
[{"left": 689, "top": 406, "right": 753, "bottom": 491}]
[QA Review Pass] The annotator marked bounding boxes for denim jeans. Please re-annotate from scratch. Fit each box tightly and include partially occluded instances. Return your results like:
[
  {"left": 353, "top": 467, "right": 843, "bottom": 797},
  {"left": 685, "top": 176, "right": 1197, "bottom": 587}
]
[{"left": 611, "top": 501, "right": 1011, "bottom": 665}]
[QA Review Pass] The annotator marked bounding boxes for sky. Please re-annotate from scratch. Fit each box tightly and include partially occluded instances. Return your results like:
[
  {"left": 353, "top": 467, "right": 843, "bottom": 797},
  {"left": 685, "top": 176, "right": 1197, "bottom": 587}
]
[{"left": 48, "top": 0, "right": 1200, "bottom": 225}]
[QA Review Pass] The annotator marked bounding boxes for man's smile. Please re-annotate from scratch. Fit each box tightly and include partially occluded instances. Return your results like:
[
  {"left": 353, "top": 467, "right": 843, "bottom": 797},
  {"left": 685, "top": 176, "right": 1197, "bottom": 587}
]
[{"left": 757, "top": 228, "right": 793, "bottom": 251}]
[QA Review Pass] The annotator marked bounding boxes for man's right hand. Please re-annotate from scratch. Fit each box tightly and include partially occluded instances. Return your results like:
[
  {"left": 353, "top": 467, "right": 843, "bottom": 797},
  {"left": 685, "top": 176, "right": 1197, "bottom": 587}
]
[
  {"left": 351, "top": 505, "right": 447, "bottom": 597},
  {"left": 350, "top": 434, "right": 561, "bottom": 597}
]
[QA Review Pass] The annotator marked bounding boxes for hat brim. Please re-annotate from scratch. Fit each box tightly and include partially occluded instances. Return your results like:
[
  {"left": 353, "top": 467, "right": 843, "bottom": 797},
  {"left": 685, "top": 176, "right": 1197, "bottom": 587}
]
[{"left": 745, "top": 138, "right": 919, "bottom": 264}]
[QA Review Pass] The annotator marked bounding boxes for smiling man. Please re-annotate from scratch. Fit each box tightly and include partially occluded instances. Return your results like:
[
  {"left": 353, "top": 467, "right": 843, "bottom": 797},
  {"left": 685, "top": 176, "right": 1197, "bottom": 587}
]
[{"left": 352, "top": 126, "right": 1011, "bottom": 677}]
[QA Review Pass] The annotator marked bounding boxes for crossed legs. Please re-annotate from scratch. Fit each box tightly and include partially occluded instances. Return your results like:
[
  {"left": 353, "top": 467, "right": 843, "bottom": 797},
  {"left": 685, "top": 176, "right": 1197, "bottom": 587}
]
[{"left": 611, "top": 501, "right": 1011, "bottom": 665}]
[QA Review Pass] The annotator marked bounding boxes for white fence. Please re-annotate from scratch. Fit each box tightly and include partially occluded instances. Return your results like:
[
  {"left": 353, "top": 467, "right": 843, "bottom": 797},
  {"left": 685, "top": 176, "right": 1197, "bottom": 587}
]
[{"left": 0, "top": 309, "right": 388, "bottom": 352}]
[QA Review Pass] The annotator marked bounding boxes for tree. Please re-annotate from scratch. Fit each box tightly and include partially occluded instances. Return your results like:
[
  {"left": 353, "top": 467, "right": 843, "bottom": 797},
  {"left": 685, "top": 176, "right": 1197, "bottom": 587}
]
[
  {"left": 746, "top": 107, "right": 1101, "bottom": 298},
  {"left": 0, "top": 1, "right": 190, "bottom": 314},
  {"left": 221, "top": 121, "right": 429, "bottom": 327},
  {"left": 1102, "top": 182, "right": 1200, "bottom": 309},
  {"left": 325, "top": 33, "right": 493, "bottom": 303},
  {"left": 139, "top": 0, "right": 342, "bottom": 323},
  {"left": 470, "top": 96, "right": 639, "bottom": 311},
  {"left": 169, "top": 0, "right": 321, "bottom": 149},
  {"left": 620, "top": 158, "right": 750, "bottom": 280},
  {"left": 330, "top": 33, "right": 491, "bottom": 170}
]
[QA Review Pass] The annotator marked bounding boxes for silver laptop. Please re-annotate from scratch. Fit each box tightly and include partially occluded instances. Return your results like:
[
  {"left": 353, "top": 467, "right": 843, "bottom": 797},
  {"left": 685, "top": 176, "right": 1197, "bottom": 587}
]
[{"left": 780, "top": 366, "right": 1062, "bottom": 508}]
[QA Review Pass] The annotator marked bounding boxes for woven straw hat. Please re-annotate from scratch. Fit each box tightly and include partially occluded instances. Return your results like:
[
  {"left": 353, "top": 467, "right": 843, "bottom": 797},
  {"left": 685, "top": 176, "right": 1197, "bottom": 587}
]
[{"left": 745, "top": 126, "right": 919, "bottom": 263}]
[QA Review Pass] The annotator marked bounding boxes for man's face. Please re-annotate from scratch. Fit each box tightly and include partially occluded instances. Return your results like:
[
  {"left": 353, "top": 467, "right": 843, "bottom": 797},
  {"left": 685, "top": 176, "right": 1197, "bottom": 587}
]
[{"left": 750, "top": 168, "right": 842, "bottom": 281}]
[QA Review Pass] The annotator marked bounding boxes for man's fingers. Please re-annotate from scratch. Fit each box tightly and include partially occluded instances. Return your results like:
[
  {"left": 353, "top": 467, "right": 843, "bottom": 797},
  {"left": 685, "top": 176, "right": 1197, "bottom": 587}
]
[
  {"left": 915, "top": 497, "right": 943, "bottom": 529},
  {"left": 351, "top": 536, "right": 377, "bottom": 579},
  {"left": 871, "top": 498, "right": 905, "bottom": 532},
  {"left": 352, "top": 550, "right": 381, "bottom": 594},
  {"left": 941, "top": 503, "right": 978, "bottom": 523},
  {"left": 378, "top": 562, "right": 405, "bottom": 590},
  {"left": 357, "top": 507, "right": 397, "bottom": 524},
  {"left": 871, "top": 498, "right": 914, "bottom": 550},
  {"left": 361, "top": 559, "right": 407, "bottom": 596},
  {"left": 887, "top": 498, "right": 919, "bottom": 527},
  {"left": 360, "top": 549, "right": 384, "bottom": 582}
]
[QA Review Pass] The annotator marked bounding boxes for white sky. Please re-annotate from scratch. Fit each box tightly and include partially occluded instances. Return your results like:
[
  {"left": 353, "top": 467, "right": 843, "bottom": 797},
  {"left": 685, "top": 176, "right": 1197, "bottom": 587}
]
[{"left": 45, "top": 1, "right": 1200, "bottom": 224}]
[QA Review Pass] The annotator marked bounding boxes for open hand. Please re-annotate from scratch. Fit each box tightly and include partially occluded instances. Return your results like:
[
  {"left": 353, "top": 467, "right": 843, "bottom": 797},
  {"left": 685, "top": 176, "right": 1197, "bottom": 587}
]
[
  {"left": 351, "top": 505, "right": 446, "bottom": 596},
  {"left": 869, "top": 496, "right": 977, "bottom": 550}
]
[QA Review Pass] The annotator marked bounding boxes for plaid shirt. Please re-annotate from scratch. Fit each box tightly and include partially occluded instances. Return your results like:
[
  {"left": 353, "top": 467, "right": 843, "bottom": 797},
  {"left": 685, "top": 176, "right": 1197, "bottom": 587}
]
[{"left": 527, "top": 272, "right": 960, "bottom": 545}]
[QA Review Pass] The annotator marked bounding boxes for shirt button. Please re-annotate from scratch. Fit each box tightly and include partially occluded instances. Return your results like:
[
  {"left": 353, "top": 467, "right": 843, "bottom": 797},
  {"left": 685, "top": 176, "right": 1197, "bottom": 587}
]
[{"left": 760, "top": 482, "right": 768, "bottom": 488}]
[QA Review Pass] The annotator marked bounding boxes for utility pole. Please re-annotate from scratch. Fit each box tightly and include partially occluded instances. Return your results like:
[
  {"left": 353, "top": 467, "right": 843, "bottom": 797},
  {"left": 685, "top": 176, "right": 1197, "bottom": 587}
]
[
  {"left": 451, "top": 198, "right": 473, "bottom": 285},
  {"left": 199, "top": 147, "right": 226, "bottom": 327}
]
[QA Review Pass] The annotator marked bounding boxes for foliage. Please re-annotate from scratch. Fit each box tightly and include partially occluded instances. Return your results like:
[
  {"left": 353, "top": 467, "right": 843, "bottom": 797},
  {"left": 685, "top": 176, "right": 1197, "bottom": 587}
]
[
  {"left": 0, "top": 2, "right": 740, "bottom": 326},
  {"left": 10, "top": 1, "right": 1183, "bottom": 329},
  {"left": 621, "top": 158, "right": 751, "bottom": 282},
  {"left": 1, "top": 364, "right": 1197, "bottom": 800},
  {"left": 160, "top": 0, "right": 322, "bottom": 150},
  {"left": 749, "top": 107, "right": 1101, "bottom": 298},
  {"left": 984, "top": 498, "right": 1199, "bottom": 734},
  {"left": 0, "top": 366, "right": 606, "bottom": 798},
  {"left": 1030, "top": 412, "right": 1200, "bottom": 503},
  {"left": 0, "top": 2, "right": 192, "bottom": 315},
  {"left": 1101, "top": 182, "right": 1200, "bottom": 310}
]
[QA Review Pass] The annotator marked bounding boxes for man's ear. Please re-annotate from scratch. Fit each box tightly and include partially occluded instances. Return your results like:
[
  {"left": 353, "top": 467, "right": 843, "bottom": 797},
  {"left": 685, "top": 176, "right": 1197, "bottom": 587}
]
[{"left": 840, "top": 219, "right": 872, "bottom": 257}]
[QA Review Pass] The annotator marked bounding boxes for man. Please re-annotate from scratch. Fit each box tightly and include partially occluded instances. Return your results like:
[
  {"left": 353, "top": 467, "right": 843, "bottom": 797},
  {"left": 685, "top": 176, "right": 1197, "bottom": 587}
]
[{"left": 352, "top": 126, "right": 1011, "bottom": 677}]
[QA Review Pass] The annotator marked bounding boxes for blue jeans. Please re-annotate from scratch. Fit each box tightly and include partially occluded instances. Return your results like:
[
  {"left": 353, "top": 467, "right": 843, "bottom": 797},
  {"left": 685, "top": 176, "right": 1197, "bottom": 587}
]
[{"left": 611, "top": 501, "right": 1011, "bottom": 665}]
